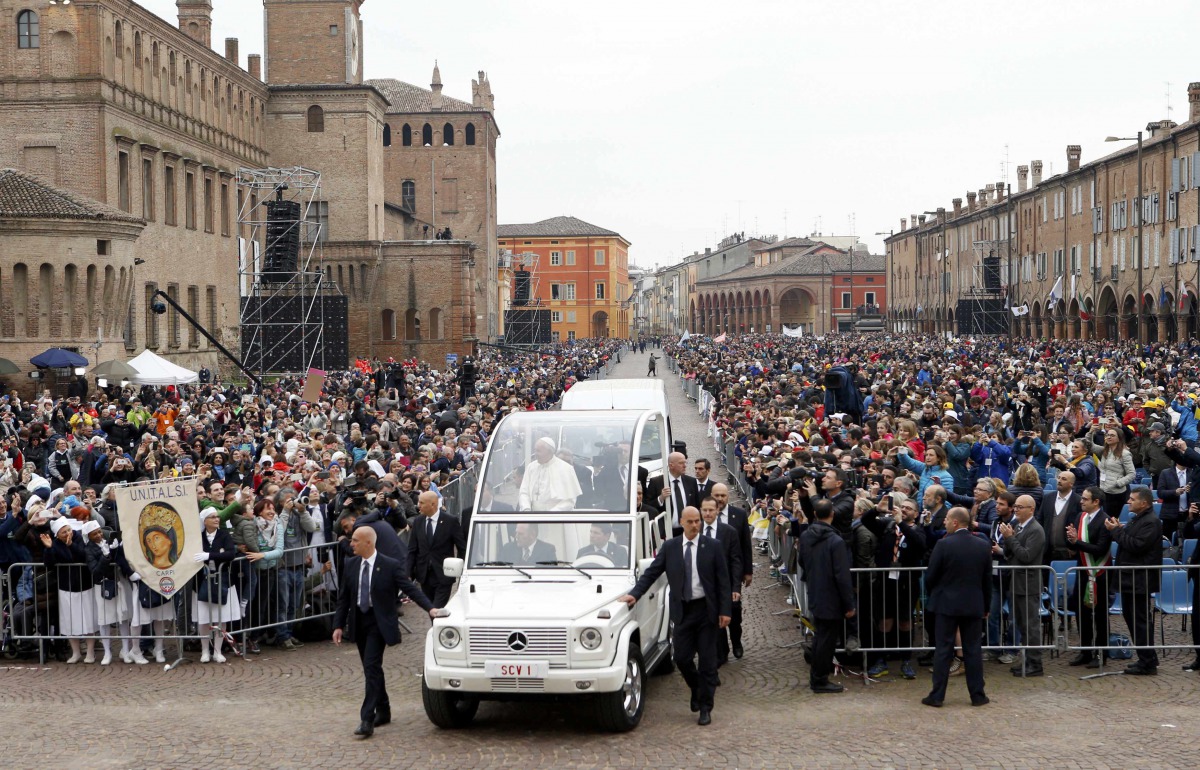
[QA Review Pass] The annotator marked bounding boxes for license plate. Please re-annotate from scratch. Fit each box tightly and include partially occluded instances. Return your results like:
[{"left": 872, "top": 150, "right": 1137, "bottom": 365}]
[{"left": 484, "top": 660, "right": 549, "bottom": 678}]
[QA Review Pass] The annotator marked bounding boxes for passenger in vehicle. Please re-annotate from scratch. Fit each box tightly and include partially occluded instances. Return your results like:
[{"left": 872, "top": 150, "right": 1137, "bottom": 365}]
[
  {"left": 517, "top": 437, "right": 582, "bottom": 511},
  {"left": 591, "top": 443, "right": 632, "bottom": 511},
  {"left": 576, "top": 523, "right": 629, "bottom": 566},
  {"left": 498, "top": 523, "right": 557, "bottom": 565}
]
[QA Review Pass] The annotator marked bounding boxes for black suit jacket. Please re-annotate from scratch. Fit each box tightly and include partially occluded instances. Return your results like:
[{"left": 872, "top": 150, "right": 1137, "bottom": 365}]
[
  {"left": 498, "top": 539, "right": 557, "bottom": 566},
  {"left": 1065, "top": 507, "right": 1112, "bottom": 572},
  {"left": 333, "top": 552, "right": 433, "bottom": 646},
  {"left": 646, "top": 474, "right": 700, "bottom": 517},
  {"left": 702, "top": 521, "right": 742, "bottom": 591},
  {"left": 576, "top": 542, "right": 630, "bottom": 566},
  {"left": 1036, "top": 491, "right": 1081, "bottom": 561},
  {"left": 925, "top": 529, "right": 992, "bottom": 618},
  {"left": 695, "top": 478, "right": 716, "bottom": 501},
  {"left": 723, "top": 505, "right": 754, "bottom": 582},
  {"left": 408, "top": 513, "right": 466, "bottom": 585},
  {"left": 629, "top": 534, "right": 731, "bottom": 624},
  {"left": 1157, "top": 466, "right": 1200, "bottom": 521}
]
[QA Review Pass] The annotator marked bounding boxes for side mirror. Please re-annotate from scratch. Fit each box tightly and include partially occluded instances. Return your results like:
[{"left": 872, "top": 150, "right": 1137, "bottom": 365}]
[
  {"left": 637, "top": 557, "right": 655, "bottom": 575},
  {"left": 443, "top": 557, "right": 464, "bottom": 578}
]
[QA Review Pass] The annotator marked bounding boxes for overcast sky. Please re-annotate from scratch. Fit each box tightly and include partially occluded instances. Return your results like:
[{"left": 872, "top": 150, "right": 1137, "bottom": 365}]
[{"left": 143, "top": 0, "right": 1200, "bottom": 268}]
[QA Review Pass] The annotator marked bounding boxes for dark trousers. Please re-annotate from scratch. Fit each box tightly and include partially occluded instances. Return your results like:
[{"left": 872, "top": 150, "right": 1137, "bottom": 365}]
[
  {"left": 1070, "top": 571, "right": 1110, "bottom": 656},
  {"left": 1191, "top": 573, "right": 1200, "bottom": 650},
  {"left": 716, "top": 600, "right": 742, "bottom": 660},
  {"left": 928, "top": 614, "right": 985, "bottom": 702},
  {"left": 420, "top": 577, "right": 452, "bottom": 609},
  {"left": 673, "top": 599, "right": 718, "bottom": 710},
  {"left": 354, "top": 609, "right": 390, "bottom": 723},
  {"left": 1011, "top": 591, "right": 1042, "bottom": 666},
  {"left": 1103, "top": 488, "right": 1130, "bottom": 520},
  {"left": 1120, "top": 589, "right": 1159, "bottom": 667},
  {"left": 810, "top": 617, "right": 840, "bottom": 687}
]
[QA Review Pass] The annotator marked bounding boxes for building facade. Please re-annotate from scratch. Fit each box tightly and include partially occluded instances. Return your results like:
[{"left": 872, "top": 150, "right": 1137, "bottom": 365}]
[
  {"left": 886, "top": 83, "right": 1200, "bottom": 343},
  {"left": 497, "top": 216, "right": 631, "bottom": 341},
  {"left": 0, "top": 0, "right": 499, "bottom": 387}
]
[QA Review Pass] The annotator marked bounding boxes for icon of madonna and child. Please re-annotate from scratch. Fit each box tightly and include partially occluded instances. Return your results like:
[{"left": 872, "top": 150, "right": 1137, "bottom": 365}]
[{"left": 138, "top": 502, "right": 186, "bottom": 570}]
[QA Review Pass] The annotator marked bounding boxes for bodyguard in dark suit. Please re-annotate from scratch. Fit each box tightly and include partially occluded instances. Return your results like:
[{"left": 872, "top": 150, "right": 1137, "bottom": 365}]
[
  {"left": 713, "top": 483, "right": 753, "bottom": 658},
  {"left": 922, "top": 508, "right": 992, "bottom": 708},
  {"left": 1065, "top": 487, "right": 1112, "bottom": 668},
  {"left": 408, "top": 491, "right": 466, "bottom": 608},
  {"left": 620, "top": 507, "right": 731, "bottom": 726},
  {"left": 1156, "top": 461, "right": 1199, "bottom": 542},
  {"left": 694, "top": 458, "right": 716, "bottom": 500},
  {"left": 699, "top": 497, "right": 742, "bottom": 664},
  {"left": 797, "top": 499, "right": 856, "bottom": 693},
  {"left": 333, "top": 526, "right": 438, "bottom": 738},
  {"left": 1107, "top": 486, "right": 1162, "bottom": 674},
  {"left": 646, "top": 452, "right": 701, "bottom": 532}
]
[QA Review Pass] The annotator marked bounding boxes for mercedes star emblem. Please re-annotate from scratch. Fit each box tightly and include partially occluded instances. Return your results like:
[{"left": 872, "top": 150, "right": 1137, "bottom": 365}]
[{"left": 507, "top": 631, "right": 529, "bottom": 651}]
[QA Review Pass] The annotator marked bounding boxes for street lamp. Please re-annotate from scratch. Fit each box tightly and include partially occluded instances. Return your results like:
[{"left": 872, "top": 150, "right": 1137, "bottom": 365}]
[
  {"left": 923, "top": 210, "right": 944, "bottom": 334},
  {"left": 1106, "top": 131, "right": 1143, "bottom": 342}
]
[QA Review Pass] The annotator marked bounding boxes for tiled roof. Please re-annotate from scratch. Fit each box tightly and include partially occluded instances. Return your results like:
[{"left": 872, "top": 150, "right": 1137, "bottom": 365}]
[
  {"left": 752, "top": 236, "right": 816, "bottom": 253},
  {"left": 0, "top": 169, "right": 144, "bottom": 224},
  {"left": 498, "top": 216, "right": 623, "bottom": 239},
  {"left": 365, "top": 79, "right": 475, "bottom": 113},
  {"left": 697, "top": 251, "right": 884, "bottom": 284}
]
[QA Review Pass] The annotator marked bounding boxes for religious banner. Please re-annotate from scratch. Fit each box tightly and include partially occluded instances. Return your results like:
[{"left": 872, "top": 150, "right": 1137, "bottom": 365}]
[
  {"left": 115, "top": 477, "right": 204, "bottom": 599},
  {"left": 300, "top": 368, "right": 326, "bottom": 404}
]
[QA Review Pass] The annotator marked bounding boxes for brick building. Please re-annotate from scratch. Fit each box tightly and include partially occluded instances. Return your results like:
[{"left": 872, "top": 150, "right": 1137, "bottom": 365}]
[
  {"left": 0, "top": 0, "right": 499, "bottom": 390},
  {"left": 497, "top": 216, "right": 631, "bottom": 341},
  {"left": 886, "top": 82, "right": 1200, "bottom": 343}
]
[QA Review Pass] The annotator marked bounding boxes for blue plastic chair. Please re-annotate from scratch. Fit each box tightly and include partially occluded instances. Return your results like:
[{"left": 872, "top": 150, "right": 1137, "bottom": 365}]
[
  {"left": 1163, "top": 557, "right": 1179, "bottom": 565},
  {"left": 1183, "top": 539, "right": 1198, "bottom": 565},
  {"left": 1154, "top": 570, "right": 1194, "bottom": 643},
  {"left": 1110, "top": 541, "right": 1119, "bottom": 560},
  {"left": 1048, "top": 563, "right": 1076, "bottom": 626},
  {"left": 1154, "top": 502, "right": 1163, "bottom": 517},
  {"left": 1119, "top": 507, "right": 1133, "bottom": 525},
  {"left": 1109, "top": 591, "right": 1123, "bottom": 616}
]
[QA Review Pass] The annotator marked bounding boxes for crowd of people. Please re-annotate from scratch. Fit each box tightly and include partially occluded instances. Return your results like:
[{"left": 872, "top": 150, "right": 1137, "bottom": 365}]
[
  {"left": 0, "top": 338, "right": 622, "bottom": 665},
  {"left": 667, "top": 332, "right": 1200, "bottom": 687}
]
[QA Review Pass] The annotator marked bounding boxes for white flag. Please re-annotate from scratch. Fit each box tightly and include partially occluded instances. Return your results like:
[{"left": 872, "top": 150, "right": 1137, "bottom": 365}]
[
  {"left": 680, "top": 330, "right": 691, "bottom": 343},
  {"left": 1010, "top": 304, "right": 1029, "bottom": 317},
  {"left": 782, "top": 325, "right": 804, "bottom": 338},
  {"left": 1047, "top": 275, "right": 1064, "bottom": 310}
]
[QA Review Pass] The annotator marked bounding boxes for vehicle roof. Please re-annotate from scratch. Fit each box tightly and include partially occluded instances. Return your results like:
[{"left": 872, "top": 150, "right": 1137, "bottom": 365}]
[{"left": 565, "top": 379, "right": 667, "bottom": 392}]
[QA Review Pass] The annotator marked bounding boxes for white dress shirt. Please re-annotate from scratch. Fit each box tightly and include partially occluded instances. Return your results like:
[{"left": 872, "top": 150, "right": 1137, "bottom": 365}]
[{"left": 682, "top": 533, "right": 705, "bottom": 599}]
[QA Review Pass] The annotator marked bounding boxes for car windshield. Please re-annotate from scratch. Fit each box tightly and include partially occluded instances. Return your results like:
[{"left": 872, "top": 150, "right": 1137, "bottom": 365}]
[
  {"left": 469, "top": 520, "right": 632, "bottom": 570},
  {"left": 477, "top": 411, "right": 654, "bottom": 513}
]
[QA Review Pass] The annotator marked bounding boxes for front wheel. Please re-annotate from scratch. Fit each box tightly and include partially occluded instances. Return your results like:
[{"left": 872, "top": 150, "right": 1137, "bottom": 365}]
[
  {"left": 422, "top": 679, "right": 480, "bottom": 729},
  {"left": 594, "top": 648, "right": 645, "bottom": 732}
]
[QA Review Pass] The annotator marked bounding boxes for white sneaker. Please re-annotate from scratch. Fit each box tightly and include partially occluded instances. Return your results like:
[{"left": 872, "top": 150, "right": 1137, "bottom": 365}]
[
  {"left": 212, "top": 652, "right": 227, "bottom": 664},
  {"left": 154, "top": 650, "right": 166, "bottom": 664},
  {"left": 100, "top": 652, "right": 112, "bottom": 666},
  {"left": 120, "top": 650, "right": 131, "bottom": 664},
  {"left": 66, "top": 654, "right": 81, "bottom": 664},
  {"left": 130, "top": 651, "right": 149, "bottom": 665},
  {"left": 83, "top": 654, "right": 95, "bottom": 664},
  {"left": 200, "top": 652, "right": 211, "bottom": 664}
]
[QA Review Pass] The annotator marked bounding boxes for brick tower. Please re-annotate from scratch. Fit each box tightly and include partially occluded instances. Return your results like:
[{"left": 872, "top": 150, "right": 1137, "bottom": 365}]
[{"left": 263, "top": 0, "right": 365, "bottom": 86}]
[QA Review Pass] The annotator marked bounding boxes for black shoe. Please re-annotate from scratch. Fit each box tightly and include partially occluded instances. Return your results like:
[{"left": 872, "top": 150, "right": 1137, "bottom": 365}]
[
  {"left": 1012, "top": 667, "right": 1043, "bottom": 677},
  {"left": 971, "top": 695, "right": 990, "bottom": 707},
  {"left": 697, "top": 709, "right": 711, "bottom": 726},
  {"left": 1067, "top": 653, "right": 1093, "bottom": 667},
  {"left": 715, "top": 675, "right": 722, "bottom": 686},
  {"left": 717, "top": 656, "right": 729, "bottom": 667},
  {"left": 1125, "top": 663, "right": 1158, "bottom": 676},
  {"left": 811, "top": 681, "right": 844, "bottom": 694},
  {"left": 1183, "top": 657, "right": 1200, "bottom": 672},
  {"left": 373, "top": 711, "right": 391, "bottom": 727},
  {"left": 690, "top": 691, "right": 699, "bottom": 713},
  {"left": 354, "top": 721, "right": 374, "bottom": 738},
  {"left": 921, "top": 696, "right": 943, "bottom": 708},
  {"left": 1086, "top": 658, "right": 1101, "bottom": 669},
  {"left": 732, "top": 643, "right": 744, "bottom": 659}
]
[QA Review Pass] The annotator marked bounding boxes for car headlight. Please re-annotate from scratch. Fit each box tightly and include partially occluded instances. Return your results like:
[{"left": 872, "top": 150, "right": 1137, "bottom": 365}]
[
  {"left": 579, "top": 627, "right": 603, "bottom": 650},
  {"left": 438, "top": 627, "right": 461, "bottom": 649}
]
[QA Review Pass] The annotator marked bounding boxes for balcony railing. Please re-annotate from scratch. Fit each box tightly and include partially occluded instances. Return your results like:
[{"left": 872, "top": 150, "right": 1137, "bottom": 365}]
[{"left": 855, "top": 304, "right": 884, "bottom": 319}]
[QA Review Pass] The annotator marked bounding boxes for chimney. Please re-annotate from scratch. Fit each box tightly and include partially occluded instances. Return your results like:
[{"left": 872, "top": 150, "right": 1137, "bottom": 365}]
[
  {"left": 936, "top": 207, "right": 946, "bottom": 224},
  {"left": 952, "top": 198, "right": 963, "bottom": 217},
  {"left": 176, "top": 0, "right": 213, "bottom": 47},
  {"left": 1031, "top": 160, "right": 1043, "bottom": 186},
  {"left": 431, "top": 61, "right": 444, "bottom": 111},
  {"left": 1190, "top": 82, "right": 1200, "bottom": 123},
  {"left": 966, "top": 191, "right": 978, "bottom": 213},
  {"left": 918, "top": 215, "right": 927, "bottom": 226},
  {"left": 995, "top": 182, "right": 1006, "bottom": 203},
  {"left": 911, "top": 214, "right": 919, "bottom": 229},
  {"left": 1066, "top": 145, "right": 1081, "bottom": 173},
  {"left": 1017, "top": 165, "right": 1029, "bottom": 192},
  {"left": 984, "top": 184, "right": 996, "bottom": 205},
  {"left": 1147, "top": 119, "right": 1178, "bottom": 139},
  {"left": 900, "top": 218, "right": 908, "bottom": 231},
  {"left": 224, "top": 38, "right": 239, "bottom": 65},
  {"left": 247, "top": 54, "right": 261, "bottom": 81}
]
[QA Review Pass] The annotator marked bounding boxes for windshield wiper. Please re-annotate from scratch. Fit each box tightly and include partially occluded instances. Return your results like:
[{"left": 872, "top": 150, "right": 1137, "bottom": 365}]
[
  {"left": 536, "top": 560, "right": 593, "bottom": 579},
  {"left": 476, "top": 561, "right": 531, "bottom": 579}
]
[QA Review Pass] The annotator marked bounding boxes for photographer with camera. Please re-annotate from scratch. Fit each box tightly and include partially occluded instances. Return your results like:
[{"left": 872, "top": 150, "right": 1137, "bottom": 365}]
[{"left": 860, "top": 492, "right": 927, "bottom": 679}]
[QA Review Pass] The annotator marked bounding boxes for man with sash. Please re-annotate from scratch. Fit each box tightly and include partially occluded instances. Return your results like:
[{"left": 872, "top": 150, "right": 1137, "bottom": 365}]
[{"left": 1065, "top": 487, "right": 1112, "bottom": 668}]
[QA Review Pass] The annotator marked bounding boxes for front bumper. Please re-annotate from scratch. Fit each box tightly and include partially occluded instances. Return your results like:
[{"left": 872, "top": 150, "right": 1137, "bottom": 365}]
[{"left": 423, "top": 636, "right": 628, "bottom": 695}]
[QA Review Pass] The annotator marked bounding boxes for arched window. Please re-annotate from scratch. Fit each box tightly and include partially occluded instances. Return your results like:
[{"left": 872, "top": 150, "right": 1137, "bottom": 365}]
[
  {"left": 401, "top": 124, "right": 412, "bottom": 146},
  {"left": 134, "top": 31, "right": 142, "bottom": 65},
  {"left": 443, "top": 123, "right": 454, "bottom": 146},
  {"left": 428, "top": 308, "right": 443, "bottom": 339},
  {"left": 382, "top": 123, "right": 391, "bottom": 147},
  {"left": 421, "top": 123, "right": 433, "bottom": 146},
  {"left": 307, "top": 105, "right": 324, "bottom": 133},
  {"left": 114, "top": 21, "right": 123, "bottom": 55},
  {"left": 381, "top": 309, "right": 396, "bottom": 340},
  {"left": 465, "top": 123, "right": 476, "bottom": 146},
  {"left": 17, "top": 10, "right": 39, "bottom": 49},
  {"left": 401, "top": 180, "right": 415, "bottom": 211},
  {"left": 404, "top": 309, "right": 419, "bottom": 340}
]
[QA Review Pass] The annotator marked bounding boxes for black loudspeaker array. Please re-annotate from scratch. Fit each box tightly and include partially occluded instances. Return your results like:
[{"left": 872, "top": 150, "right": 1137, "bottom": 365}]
[
  {"left": 513, "top": 270, "right": 531, "bottom": 306},
  {"left": 262, "top": 200, "right": 302, "bottom": 282},
  {"left": 502, "top": 309, "right": 552, "bottom": 345},
  {"left": 240, "top": 295, "right": 349, "bottom": 372},
  {"left": 955, "top": 298, "right": 1008, "bottom": 336},
  {"left": 982, "top": 256, "right": 1000, "bottom": 292}
]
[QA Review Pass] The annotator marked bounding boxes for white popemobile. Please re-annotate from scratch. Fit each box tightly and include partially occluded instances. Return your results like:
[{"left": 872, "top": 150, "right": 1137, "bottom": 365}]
[{"left": 422, "top": 409, "right": 674, "bottom": 732}]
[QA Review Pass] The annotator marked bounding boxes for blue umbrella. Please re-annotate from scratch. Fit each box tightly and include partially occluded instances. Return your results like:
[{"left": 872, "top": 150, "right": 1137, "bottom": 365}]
[{"left": 30, "top": 348, "right": 89, "bottom": 368}]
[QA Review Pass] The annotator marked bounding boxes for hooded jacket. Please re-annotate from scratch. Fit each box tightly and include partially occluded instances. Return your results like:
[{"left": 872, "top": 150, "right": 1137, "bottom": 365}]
[{"left": 797, "top": 519, "right": 855, "bottom": 620}]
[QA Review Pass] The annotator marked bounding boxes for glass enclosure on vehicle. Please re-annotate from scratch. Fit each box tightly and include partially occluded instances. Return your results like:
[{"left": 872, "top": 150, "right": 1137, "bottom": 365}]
[
  {"left": 476, "top": 411, "right": 664, "bottom": 513},
  {"left": 468, "top": 520, "right": 633, "bottom": 569}
]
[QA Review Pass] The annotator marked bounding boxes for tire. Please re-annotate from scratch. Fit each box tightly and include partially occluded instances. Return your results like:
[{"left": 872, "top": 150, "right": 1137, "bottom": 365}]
[
  {"left": 421, "top": 679, "right": 480, "bottom": 729},
  {"left": 594, "top": 648, "right": 645, "bottom": 732}
]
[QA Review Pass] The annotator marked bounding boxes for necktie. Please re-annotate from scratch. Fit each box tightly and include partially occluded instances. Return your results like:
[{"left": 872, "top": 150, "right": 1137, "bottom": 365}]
[
  {"left": 673, "top": 479, "right": 684, "bottom": 518},
  {"left": 426, "top": 516, "right": 434, "bottom": 543},
  {"left": 1180, "top": 471, "right": 1188, "bottom": 510},
  {"left": 706, "top": 525, "right": 714, "bottom": 539},
  {"left": 358, "top": 560, "right": 371, "bottom": 612},
  {"left": 683, "top": 540, "right": 694, "bottom": 601}
]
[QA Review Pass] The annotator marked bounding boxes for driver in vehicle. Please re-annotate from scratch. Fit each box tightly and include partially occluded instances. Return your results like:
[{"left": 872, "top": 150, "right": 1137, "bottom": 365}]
[
  {"left": 498, "top": 522, "right": 558, "bottom": 565},
  {"left": 576, "top": 523, "right": 629, "bottom": 566},
  {"left": 518, "top": 437, "right": 582, "bottom": 511}
]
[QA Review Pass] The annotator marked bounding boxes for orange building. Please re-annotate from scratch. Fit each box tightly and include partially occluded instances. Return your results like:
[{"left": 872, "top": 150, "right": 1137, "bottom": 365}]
[{"left": 498, "top": 216, "right": 631, "bottom": 341}]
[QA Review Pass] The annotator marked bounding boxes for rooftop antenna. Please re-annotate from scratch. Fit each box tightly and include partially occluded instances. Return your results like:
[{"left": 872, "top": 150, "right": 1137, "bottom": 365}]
[
  {"left": 1166, "top": 81, "right": 1174, "bottom": 117},
  {"left": 1002, "top": 144, "right": 1010, "bottom": 184},
  {"left": 783, "top": 208, "right": 788, "bottom": 239}
]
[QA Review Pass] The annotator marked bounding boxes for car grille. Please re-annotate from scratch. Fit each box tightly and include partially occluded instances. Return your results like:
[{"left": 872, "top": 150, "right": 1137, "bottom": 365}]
[
  {"left": 468, "top": 627, "right": 568, "bottom": 657},
  {"left": 489, "top": 677, "right": 544, "bottom": 692}
]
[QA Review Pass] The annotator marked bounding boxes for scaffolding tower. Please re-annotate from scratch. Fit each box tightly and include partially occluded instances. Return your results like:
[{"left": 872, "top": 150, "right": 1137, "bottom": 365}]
[
  {"left": 237, "top": 167, "right": 343, "bottom": 376},
  {"left": 956, "top": 238, "right": 1011, "bottom": 336},
  {"left": 502, "top": 250, "right": 551, "bottom": 345}
]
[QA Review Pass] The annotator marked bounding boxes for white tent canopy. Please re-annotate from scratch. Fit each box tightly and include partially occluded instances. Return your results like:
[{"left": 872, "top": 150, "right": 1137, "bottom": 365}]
[{"left": 127, "top": 350, "right": 199, "bottom": 386}]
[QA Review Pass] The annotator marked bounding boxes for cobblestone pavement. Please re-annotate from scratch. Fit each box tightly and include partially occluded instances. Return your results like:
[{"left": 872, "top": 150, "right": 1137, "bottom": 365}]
[{"left": 4, "top": 348, "right": 1200, "bottom": 769}]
